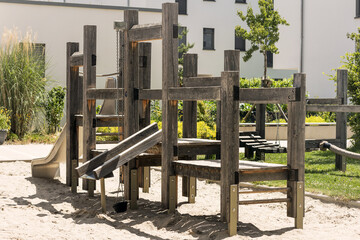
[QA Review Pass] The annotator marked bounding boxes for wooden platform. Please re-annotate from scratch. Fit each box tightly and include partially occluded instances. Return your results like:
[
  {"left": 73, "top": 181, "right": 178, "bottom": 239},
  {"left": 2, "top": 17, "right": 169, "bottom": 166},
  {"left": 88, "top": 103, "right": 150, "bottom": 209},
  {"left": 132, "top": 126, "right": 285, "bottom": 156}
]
[{"left": 174, "top": 159, "right": 288, "bottom": 182}]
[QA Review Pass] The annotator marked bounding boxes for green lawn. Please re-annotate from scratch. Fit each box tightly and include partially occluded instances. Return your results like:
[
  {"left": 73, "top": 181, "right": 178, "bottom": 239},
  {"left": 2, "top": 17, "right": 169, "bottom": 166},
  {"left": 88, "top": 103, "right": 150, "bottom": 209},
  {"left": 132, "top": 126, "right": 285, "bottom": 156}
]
[{"left": 242, "top": 151, "right": 360, "bottom": 201}]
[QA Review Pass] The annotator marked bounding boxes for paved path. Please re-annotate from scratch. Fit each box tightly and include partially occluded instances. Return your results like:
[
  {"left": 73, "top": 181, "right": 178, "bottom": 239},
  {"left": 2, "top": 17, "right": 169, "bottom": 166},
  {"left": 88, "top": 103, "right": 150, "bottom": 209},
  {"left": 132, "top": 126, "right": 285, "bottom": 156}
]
[{"left": 0, "top": 144, "right": 53, "bottom": 162}]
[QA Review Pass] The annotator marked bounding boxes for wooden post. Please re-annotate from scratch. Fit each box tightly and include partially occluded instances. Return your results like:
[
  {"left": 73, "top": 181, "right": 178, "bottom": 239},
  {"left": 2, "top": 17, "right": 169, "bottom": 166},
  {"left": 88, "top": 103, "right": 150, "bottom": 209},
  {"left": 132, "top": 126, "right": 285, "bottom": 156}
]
[
  {"left": 228, "top": 184, "right": 239, "bottom": 236},
  {"left": 83, "top": 26, "right": 97, "bottom": 196},
  {"left": 130, "top": 169, "right": 138, "bottom": 210},
  {"left": 287, "top": 73, "right": 306, "bottom": 225},
  {"left": 182, "top": 53, "right": 198, "bottom": 200},
  {"left": 123, "top": 10, "right": 139, "bottom": 201},
  {"left": 100, "top": 178, "right": 106, "bottom": 213},
  {"left": 217, "top": 50, "right": 240, "bottom": 158},
  {"left": 168, "top": 175, "right": 177, "bottom": 213},
  {"left": 255, "top": 79, "right": 267, "bottom": 160},
  {"left": 138, "top": 42, "right": 152, "bottom": 192},
  {"left": 220, "top": 71, "right": 239, "bottom": 222},
  {"left": 295, "top": 181, "right": 304, "bottom": 229},
  {"left": 66, "top": 42, "right": 80, "bottom": 187},
  {"left": 161, "top": 2, "right": 179, "bottom": 209},
  {"left": 71, "top": 159, "right": 78, "bottom": 193},
  {"left": 336, "top": 69, "right": 348, "bottom": 171}
]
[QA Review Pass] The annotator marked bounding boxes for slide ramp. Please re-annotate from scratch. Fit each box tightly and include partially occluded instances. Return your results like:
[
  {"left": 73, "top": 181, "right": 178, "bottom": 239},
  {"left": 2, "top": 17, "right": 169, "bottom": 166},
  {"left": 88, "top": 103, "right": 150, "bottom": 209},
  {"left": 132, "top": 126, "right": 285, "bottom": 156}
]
[{"left": 76, "top": 123, "right": 161, "bottom": 180}]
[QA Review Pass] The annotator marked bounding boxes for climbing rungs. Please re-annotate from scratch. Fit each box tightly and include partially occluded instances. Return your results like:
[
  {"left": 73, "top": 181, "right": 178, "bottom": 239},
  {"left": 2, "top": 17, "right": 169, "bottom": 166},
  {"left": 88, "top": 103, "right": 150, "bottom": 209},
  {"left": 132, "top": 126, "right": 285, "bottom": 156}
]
[
  {"left": 239, "top": 187, "right": 290, "bottom": 194},
  {"left": 239, "top": 198, "right": 290, "bottom": 205}
]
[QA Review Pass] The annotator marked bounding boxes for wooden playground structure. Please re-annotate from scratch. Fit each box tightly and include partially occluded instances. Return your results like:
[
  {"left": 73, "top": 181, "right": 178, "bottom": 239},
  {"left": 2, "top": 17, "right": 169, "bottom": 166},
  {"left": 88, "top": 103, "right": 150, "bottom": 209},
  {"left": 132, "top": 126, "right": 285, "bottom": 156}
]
[{"left": 60, "top": 3, "right": 307, "bottom": 236}]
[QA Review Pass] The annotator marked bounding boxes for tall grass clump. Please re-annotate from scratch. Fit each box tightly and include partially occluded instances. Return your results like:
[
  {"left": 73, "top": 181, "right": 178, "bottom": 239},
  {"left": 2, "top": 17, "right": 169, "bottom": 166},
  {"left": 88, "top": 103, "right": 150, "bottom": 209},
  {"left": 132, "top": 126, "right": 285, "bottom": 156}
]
[{"left": 0, "top": 28, "right": 48, "bottom": 138}]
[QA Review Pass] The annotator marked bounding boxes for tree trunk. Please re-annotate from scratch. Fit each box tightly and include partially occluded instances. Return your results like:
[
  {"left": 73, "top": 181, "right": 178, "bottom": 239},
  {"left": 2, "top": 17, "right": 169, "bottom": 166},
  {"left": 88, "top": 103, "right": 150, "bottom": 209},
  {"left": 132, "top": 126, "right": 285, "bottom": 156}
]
[{"left": 263, "top": 51, "right": 267, "bottom": 80}]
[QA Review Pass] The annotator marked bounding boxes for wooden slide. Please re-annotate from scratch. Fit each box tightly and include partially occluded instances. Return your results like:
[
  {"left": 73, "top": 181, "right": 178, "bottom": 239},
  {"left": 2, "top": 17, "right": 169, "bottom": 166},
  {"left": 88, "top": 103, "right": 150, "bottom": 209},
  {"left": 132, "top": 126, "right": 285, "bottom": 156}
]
[{"left": 76, "top": 123, "right": 161, "bottom": 180}]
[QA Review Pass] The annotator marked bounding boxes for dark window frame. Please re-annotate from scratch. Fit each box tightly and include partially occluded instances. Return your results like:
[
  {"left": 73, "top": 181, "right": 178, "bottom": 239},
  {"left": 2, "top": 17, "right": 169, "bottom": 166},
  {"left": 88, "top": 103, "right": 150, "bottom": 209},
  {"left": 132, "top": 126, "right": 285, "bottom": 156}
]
[
  {"left": 175, "top": 0, "right": 187, "bottom": 15},
  {"left": 203, "top": 28, "right": 215, "bottom": 50},
  {"left": 235, "top": 31, "right": 246, "bottom": 51},
  {"left": 357, "top": 0, "right": 360, "bottom": 17},
  {"left": 235, "top": 0, "right": 247, "bottom": 4},
  {"left": 204, "top": 0, "right": 216, "bottom": 2}
]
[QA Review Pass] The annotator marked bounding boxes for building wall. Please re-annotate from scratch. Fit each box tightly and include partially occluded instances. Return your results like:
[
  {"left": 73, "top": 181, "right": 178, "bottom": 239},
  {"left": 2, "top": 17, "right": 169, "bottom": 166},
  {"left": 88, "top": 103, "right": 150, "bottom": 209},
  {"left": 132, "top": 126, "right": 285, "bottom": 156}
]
[{"left": 276, "top": 0, "right": 360, "bottom": 98}]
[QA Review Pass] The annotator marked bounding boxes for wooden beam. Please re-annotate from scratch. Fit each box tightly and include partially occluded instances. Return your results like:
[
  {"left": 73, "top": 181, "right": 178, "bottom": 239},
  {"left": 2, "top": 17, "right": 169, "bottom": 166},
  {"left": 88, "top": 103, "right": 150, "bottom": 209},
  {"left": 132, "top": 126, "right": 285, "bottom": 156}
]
[
  {"left": 220, "top": 71, "right": 239, "bottom": 222},
  {"left": 168, "top": 175, "right": 177, "bottom": 213},
  {"left": 238, "top": 168, "right": 288, "bottom": 182},
  {"left": 306, "top": 104, "right": 360, "bottom": 112},
  {"left": 174, "top": 161, "right": 221, "bottom": 181},
  {"left": 123, "top": 9, "right": 139, "bottom": 201},
  {"left": 70, "top": 53, "right": 83, "bottom": 67},
  {"left": 130, "top": 169, "right": 138, "bottom": 210},
  {"left": 239, "top": 198, "right": 290, "bottom": 205},
  {"left": 92, "top": 130, "right": 162, "bottom": 179},
  {"left": 66, "top": 42, "right": 80, "bottom": 187},
  {"left": 183, "top": 76, "right": 221, "bottom": 87},
  {"left": 114, "top": 21, "right": 127, "bottom": 30},
  {"left": 100, "top": 178, "right": 106, "bottom": 213},
  {"left": 228, "top": 184, "right": 238, "bottom": 236},
  {"left": 86, "top": 88, "right": 123, "bottom": 99},
  {"left": 82, "top": 25, "right": 97, "bottom": 195},
  {"left": 168, "top": 87, "right": 220, "bottom": 100},
  {"left": 287, "top": 73, "right": 306, "bottom": 218},
  {"left": 76, "top": 123, "right": 159, "bottom": 177},
  {"left": 307, "top": 98, "right": 341, "bottom": 105},
  {"left": 128, "top": 23, "right": 162, "bottom": 42},
  {"left": 238, "top": 87, "right": 298, "bottom": 103},
  {"left": 182, "top": 53, "right": 198, "bottom": 199},
  {"left": 295, "top": 181, "right": 304, "bottom": 229},
  {"left": 161, "top": 2, "right": 179, "bottom": 209},
  {"left": 336, "top": 69, "right": 348, "bottom": 171},
  {"left": 139, "top": 89, "right": 162, "bottom": 100}
]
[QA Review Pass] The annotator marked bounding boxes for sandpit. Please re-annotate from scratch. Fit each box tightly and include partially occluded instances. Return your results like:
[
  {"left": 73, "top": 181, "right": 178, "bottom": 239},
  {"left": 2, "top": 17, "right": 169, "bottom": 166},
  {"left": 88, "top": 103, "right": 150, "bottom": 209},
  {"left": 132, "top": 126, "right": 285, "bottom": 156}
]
[{"left": 0, "top": 161, "right": 360, "bottom": 240}]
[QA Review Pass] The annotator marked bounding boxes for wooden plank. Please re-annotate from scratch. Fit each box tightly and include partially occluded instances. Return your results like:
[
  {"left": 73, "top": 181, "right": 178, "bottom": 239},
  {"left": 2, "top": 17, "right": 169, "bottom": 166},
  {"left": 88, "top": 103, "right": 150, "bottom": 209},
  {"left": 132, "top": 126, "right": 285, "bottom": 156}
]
[
  {"left": 287, "top": 73, "right": 306, "bottom": 218},
  {"left": 182, "top": 53, "right": 198, "bottom": 199},
  {"left": 220, "top": 71, "right": 239, "bottom": 222},
  {"left": 93, "top": 130, "right": 162, "bottom": 179},
  {"left": 228, "top": 184, "right": 238, "bottom": 236},
  {"left": 224, "top": 50, "right": 240, "bottom": 72},
  {"left": 82, "top": 25, "right": 97, "bottom": 195},
  {"left": 306, "top": 104, "right": 360, "bottom": 112},
  {"left": 135, "top": 154, "right": 162, "bottom": 167},
  {"left": 138, "top": 42, "right": 152, "bottom": 190},
  {"left": 128, "top": 23, "right": 162, "bottom": 42},
  {"left": 161, "top": 2, "right": 179, "bottom": 209},
  {"left": 123, "top": 9, "right": 139, "bottom": 201},
  {"left": 178, "top": 144, "right": 220, "bottom": 156},
  {"left": 306, "top": 98, "right": 341, "bottom": 105},
  {"left": 183, "top": 76, "right": 221, "bottom": 87},
  {"left": 336, "top": 69, "right": 348, "bottom": 171},
  {"left": 76, "top": 123, "right": 158, "bottom": 177},
  {"left": 70, "top": 53, "right": 83, "bottom": 67},
  {"left": 239, "top": 187, "right": 290, "bottom": 194},
  {"left": 114, "top": 21, "right": 127, "bottom": 30},
  {"left": 239, "top": 198, "right": 290, "bottom": 205},
  {"left": 66, "top": 42, "right": 80, "bottom": 187},
  {"left": 168, "top": 87, "right": 220, "bottom": 100},
  {"left": 238, "top": 88, "right": 298, "bottom": 103},
  {"left": 238, "top": 168, "right": 288, "bottom": 182},
  {"left": 174, "top": 161, "right": 221, "bottom": 181},
  {"left": 138, "top": 89, "right": 162, "bottom": 100},
  {"left": 168, "top": 175, "right": 177, "bottom": 213},
  {"left": 86, "top": 88, "right": 123, "bottom": 99},
  {"left": 71, "top": 159, "right": 78, "bottom": 193}
]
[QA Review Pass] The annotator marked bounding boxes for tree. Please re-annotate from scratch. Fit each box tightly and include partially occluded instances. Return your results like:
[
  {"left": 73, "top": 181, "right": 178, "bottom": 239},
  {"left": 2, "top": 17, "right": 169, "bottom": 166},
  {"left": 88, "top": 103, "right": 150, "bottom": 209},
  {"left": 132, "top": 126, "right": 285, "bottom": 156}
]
[
  {"left": 235, "top": 0, "right": 289, "bottom": 80},
  {"left": 334, "top": 28, "right": 360, "bottom": 148}
]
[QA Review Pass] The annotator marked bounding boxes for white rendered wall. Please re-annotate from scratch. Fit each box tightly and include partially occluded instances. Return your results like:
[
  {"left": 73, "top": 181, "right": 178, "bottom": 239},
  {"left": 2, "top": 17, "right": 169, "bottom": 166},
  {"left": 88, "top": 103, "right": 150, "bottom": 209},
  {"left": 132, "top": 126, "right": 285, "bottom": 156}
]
[{"left": 0, "top": 2, "right": 163, "bottom": 89}]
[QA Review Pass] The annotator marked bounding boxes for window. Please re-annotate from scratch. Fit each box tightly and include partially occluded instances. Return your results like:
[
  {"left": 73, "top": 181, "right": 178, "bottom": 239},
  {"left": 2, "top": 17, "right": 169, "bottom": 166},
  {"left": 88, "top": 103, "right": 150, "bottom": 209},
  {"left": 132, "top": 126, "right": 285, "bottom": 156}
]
[
  {"left": 178, "top": 26, "right": 187, "bottom": 58},
  {"left": 235, "top": 31, "right": 246, "bottom": 51},
  {"left": 203, "top": 28, "right": 214, "bottom": 50},
  {"left": 204, "top": 0, "right": 216, "bottom": 1},
  {"left": 266, "top": 51, "right": 273, "bottom": 68},
  {"left": 175, "top": 0, "right": 187, "bottom": 15},
  {"left": 235, "top": 0, "right": 246, "bottom": 3},
  {"left": 357, "top": 0, "right": 360, "bottom": 17}
]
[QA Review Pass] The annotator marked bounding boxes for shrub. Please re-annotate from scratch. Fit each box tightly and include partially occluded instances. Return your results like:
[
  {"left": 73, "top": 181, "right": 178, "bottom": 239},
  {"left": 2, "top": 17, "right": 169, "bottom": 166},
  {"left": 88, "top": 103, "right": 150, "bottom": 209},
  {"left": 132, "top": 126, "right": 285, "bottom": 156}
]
[
  {"left": 0, "top": 107, "right": 10, "bottom": 130},
  {"left": 44, "top": 86, "right": 65, "bottom": 133},
  {"left": 0, "top": 28, "right": 48, "bottom": 138}
]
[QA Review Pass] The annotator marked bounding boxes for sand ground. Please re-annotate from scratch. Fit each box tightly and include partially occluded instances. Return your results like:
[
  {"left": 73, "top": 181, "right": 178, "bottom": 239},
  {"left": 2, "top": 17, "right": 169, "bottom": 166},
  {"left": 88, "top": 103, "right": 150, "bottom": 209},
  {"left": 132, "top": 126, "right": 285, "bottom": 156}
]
[{"left": 1, "top": 161, "right": 360, "bottom": 240}]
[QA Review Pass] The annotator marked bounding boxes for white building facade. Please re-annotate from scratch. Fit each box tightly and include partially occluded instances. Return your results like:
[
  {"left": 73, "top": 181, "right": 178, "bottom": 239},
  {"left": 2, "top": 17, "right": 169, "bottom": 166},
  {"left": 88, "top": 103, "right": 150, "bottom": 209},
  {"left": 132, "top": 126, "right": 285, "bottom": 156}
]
[{"left": 0, "top": 0, "right": 295, "bottom": 90}]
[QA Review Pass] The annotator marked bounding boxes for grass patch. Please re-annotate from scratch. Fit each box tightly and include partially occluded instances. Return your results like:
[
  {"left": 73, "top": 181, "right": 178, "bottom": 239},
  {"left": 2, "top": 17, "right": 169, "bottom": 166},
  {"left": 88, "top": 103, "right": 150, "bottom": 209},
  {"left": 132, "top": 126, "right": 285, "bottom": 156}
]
[
  {"left": 241, "top": 151, "right": 360, "bottom": 201},
  {"left": 7, "top": 131, "right": 58, "bottom": 144}
]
